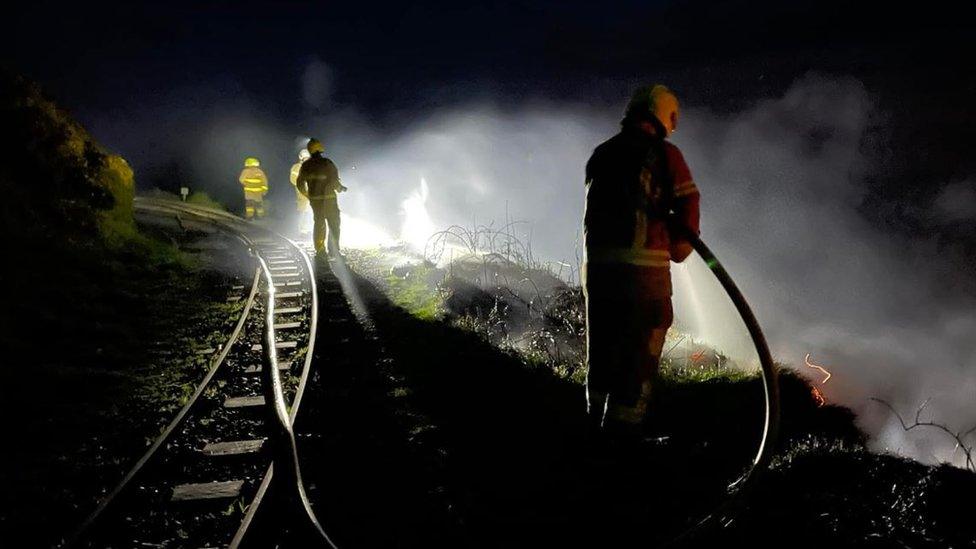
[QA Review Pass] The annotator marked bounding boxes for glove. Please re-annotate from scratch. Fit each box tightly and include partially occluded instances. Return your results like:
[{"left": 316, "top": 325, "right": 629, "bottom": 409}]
[{"left": 670, "top": 240, "right": 694, "bottom": 263}]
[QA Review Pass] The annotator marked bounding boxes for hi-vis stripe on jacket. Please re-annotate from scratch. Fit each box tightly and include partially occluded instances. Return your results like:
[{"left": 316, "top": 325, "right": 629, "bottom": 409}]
[
  {"left": 239, "top": 167, "right": 269, "bottom": 193},
  {"left": 296, "top": 155, "right": 341, "bottom": 200},
  {"left": 583, "top": 126, "right": 700, "bottom": 269}
]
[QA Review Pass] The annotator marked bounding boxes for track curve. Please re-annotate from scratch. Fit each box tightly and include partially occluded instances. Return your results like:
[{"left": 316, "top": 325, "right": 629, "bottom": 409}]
[{"left": 65, "top": 197, "right": 330, "bottom": 548}]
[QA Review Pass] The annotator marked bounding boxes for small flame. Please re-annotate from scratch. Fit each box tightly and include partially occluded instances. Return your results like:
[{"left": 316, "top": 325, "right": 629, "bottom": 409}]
[
  {"left": 804, "top": 353, "right": 831, "bottom": 408},
  {"left": 811, "top": 386, "right": 826, "bottom": 407},
  {"left": 400, "top": 177, "right": 436, "bottom": 251},
  {"left": 804, "top": 353, "right": 832, "bottom": 384}
]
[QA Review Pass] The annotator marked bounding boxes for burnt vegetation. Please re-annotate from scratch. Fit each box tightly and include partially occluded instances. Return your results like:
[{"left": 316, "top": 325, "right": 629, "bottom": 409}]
[{"left": 345, "top": 219, "right": 976, "bottom": 547}]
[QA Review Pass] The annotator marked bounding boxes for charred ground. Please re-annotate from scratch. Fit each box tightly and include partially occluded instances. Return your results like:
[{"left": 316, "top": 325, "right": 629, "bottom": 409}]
[{"left": 310, "top": 248, "right": 976, "bottom": 548}]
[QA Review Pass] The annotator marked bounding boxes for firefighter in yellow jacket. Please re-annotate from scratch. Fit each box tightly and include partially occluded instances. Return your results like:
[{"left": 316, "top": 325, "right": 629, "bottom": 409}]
[
  {"left": 289, "top": 149, "right": 312, "bottom": 211},
  {"left": 289, "top": 149, "right": 312, "bottom": 232},
  {"left": 239, "top": 157, "right": 269, "bottom": 219},
  {"left": 296, "top": 138, "right": 347, "bottom": 256},
  {"left": 583, "top": 85, "right": 700, "bottom": 438}
]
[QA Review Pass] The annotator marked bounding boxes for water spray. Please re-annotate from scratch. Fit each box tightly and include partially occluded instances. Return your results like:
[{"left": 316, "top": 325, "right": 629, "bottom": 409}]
[{"left": 664, "top": 223, "right": 781, "bottom": 546}]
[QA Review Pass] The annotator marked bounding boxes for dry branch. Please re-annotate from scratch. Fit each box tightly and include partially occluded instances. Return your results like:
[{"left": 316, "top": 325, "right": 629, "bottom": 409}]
[{"left": 870, "top": 397, "right": 975, "bottom": 472}]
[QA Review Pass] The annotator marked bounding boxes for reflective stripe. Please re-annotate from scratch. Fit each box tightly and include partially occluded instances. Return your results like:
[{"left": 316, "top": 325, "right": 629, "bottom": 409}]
[
  {"left": 586, "top": 248, "right": 670, "bottom": 267},
  {"left": 674, "top": 179, "right": 698, "bottom": 198}
]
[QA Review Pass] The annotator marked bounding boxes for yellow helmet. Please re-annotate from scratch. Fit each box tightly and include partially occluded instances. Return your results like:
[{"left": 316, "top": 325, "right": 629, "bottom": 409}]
[
  {"left": 244, "top": 157, "right": 261, "bottom": 167},
  {"left": 624, "top": 84, "right": 679, "bottom": 136},
  {"left": 307, "top": 138, "right": 325, "bottom": 155}
]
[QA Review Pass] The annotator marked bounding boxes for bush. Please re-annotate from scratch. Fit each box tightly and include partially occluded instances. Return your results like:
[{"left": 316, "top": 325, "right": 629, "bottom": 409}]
[
  {"left": 0, "top": 69, "right": 134, "bottom": 245},
  {"left": 186, "top": 191, "right": 227, "bottom": 211},
  {"left": 386, "top": 265, "right": 445, "bottom": 320}
]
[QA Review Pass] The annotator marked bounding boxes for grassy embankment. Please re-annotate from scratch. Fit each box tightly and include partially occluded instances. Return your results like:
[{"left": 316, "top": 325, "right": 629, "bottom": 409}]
[
  {"left": 341, "top": 247, "right": 976, "bottom": 547},
  {"left": 0, "top": 70, "right": 245, "bottom": 545}
]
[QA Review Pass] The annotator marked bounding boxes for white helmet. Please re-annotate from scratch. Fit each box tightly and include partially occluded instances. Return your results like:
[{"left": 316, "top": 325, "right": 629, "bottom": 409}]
[{"left": 624, "top": 84, "right": 679, "bottom": 136}]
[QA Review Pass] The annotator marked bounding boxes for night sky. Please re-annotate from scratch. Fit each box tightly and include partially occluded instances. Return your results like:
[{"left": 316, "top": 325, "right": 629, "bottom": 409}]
[
  {"left": 6, "top": 1, "right": 976, "bottom": 463},
  {"left": 7, "top": 1, "right": 975, "bottom": 228},
  {"left": 5, "top": 2, "right": 972, "bottom": 113}
]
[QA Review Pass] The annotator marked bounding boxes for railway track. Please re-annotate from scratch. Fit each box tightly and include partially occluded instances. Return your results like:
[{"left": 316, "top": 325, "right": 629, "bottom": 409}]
[
  {"left": 67, "top": 198, "right": 334, "bottom": 548},
  {"left": 58, "top": 198, "right": 777, "bottom": 548}
]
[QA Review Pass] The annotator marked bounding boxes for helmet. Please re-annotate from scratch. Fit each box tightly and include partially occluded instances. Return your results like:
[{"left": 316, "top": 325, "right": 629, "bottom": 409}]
[
  {"left": 298, "top": 149, "right": 311, "bottom": 161},
  {"left": 307, "top": 138, "right": 325, "bottom": 155},
  {"left": 244, "top": 157, "right": 261, "bottom": 167},
  {"left": 624, "top": 85, "right": 679, "bottom": 136}
]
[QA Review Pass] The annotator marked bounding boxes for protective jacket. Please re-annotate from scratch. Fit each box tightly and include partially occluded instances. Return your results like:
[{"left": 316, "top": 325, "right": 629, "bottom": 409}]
[
  {"left": 290, "top": 161, "right": 310, "bottom": 211},
  {"left": 239, "top": 166, "right": 269, "bottom": 197},
  {"left": 583, "top": 123, "right": 701, "bottom": 427},
  {"left": 289, "top": 162, "right": 302, "bottom": 186},
  {"left": 296, "top": 155, "right": 341, "bottom": 200},
  {"left": 583, "top": 125, "right": 699, "bottom": 279}
]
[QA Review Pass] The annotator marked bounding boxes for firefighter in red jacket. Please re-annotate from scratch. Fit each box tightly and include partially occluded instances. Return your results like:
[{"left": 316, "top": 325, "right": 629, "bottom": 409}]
[{"left": 583, "top": 85, "right": 700, "bottom": 438}]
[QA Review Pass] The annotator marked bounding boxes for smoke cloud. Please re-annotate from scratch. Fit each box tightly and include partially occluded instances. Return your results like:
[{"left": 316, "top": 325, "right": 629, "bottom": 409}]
[
  {"left": 302, "top": 58, "right": 335, "bottom": 112},
  {"left": 83, "top": 69, "right": 975, "bottom": 468}
]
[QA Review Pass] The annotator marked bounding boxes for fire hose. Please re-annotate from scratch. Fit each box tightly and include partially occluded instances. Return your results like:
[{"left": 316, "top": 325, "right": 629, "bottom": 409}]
[{"left": 664, "top": 224, "right": 781, "bottom": 545}]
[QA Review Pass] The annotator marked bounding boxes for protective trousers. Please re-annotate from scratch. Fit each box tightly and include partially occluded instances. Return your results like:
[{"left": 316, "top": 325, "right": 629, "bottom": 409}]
[
  {"left": 583, "top": 262, "right": 673, "bottom": 433},
  {"left": 295, "top": 192, "right": 310, "bottom": 213},
  {"left": 310, "top": 198, "right": 340, "bottom": 255},
  {"left": 294, "top": 192, "right": 311, "bottom": 233},
  {"left": 244, "top": 190, "right": 266, "bottom": 219}
]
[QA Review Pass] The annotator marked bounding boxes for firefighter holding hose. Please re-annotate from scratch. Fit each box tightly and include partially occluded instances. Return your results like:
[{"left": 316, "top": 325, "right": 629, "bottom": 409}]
[
  {"left": 239, "top": 156, "right": 269, "bottom": 219},
  {"left": 296, "top": 138, "right": 346, "bottom": 257},
  {"left": 583, "top": 84, "right": 700, "bottom": 440}
]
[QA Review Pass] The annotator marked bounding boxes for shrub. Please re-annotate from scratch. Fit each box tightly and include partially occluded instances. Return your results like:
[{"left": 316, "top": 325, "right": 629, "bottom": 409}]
[
  {"left": 0, "top": 69, "right": 134, "bottom": 245},
  {"left": 186, "top": 191, "right": 227, "bottom": 211}
]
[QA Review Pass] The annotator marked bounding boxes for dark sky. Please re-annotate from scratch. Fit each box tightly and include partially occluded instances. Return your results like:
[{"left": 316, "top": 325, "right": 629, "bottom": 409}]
[
  {"left": 7, "top": 1, "right": 973, "bottom": 110},
  {"left": 5, "top": 0, "right": 975, "bottom": 230}
]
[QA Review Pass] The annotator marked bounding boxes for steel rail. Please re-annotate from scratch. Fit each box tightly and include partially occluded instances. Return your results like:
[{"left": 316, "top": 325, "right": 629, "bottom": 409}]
[
  {"left": 251, "top": 256, "right": 333, "bottom": 547},
  {"left": 63, "top": 207, "right": 262, "bottom": 548},
  {"left": 229, "top": 232, "right": 328, "bottom": 548},
  {"left": 68, "top": 198, "right": 328, "bottom": 548},
  {"left": 137, "top": 198, "right": 330, "bottom": 546}
]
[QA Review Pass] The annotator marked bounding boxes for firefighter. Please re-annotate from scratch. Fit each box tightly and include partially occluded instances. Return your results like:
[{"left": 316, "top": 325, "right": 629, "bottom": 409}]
[
  {"left": 296, "top": 138, "right": 347, "bottom": 256},
  {"left": 289, "top": 149, "right": 312, "bottom": 232},
  {"left": 583, "top": 84, "right": 700, "bottom": 439},
  {"left": 239, "top": 157, "right": 269, "bottom": 219}
]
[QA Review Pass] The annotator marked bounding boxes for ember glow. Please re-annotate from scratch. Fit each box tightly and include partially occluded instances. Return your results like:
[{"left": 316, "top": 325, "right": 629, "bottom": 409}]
[
  {"left": 805, "top": 353, "right": 832, "bottom": 408},
  {"left": 811, "top": 386, "right": 827, "bottom": 408},
  {"left": 804, "top": 353, "right": 833, "bottom": 384}
]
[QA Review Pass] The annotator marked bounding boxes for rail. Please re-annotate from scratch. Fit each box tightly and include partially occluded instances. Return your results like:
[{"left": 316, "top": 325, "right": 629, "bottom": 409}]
[
  {"left": 243, "top": 255, "right": 334, "bottom": 547},
  {"left": 67, "top": 198, "right": 331, "bottom": 548}
]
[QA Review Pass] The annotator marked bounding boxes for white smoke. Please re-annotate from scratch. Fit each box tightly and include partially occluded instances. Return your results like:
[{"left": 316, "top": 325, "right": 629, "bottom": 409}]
[
  {"left": 334, "top": 74, "right": 976, "bottom": 468},
  {"left": 673, "top": 74, "right": 976, "bottom": 468},
  {"left": 302, "top": 58, "right": 335, "bottom": 112},
  {"left": 85, "top": 70, "right": 976, "bottom": 469}
]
